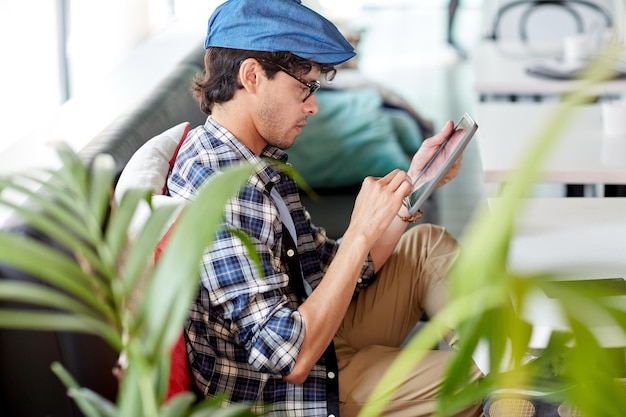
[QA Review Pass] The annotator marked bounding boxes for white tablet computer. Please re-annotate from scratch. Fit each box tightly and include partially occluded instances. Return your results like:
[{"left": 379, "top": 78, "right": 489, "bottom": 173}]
[{"left": 405, "top": 113, "right": 478, "bottom": 216}]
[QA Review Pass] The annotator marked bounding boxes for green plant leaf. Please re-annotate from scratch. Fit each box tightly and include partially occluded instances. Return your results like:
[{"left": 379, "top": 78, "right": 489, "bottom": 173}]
[
  {"left": 189, "top": 396, "right": 261, "bottom": 417},
  {"left": 117, "top": 200, "right": 181, "bottom": 300},
  {"left": 434, "top": 377, "right": 492, "bottom": 417},
  {"left": 51, "top": 144, "right": 113, "bottom": 263},
  {"left": 67, "top": 387, "right": 118, "bottom": 417},
  {"left": 88, "top": 153, "right": 116, "bottom": 233},
  {"left": 0, "top": 177, "right": 91, "bottom": 242},
  {"left": 427, "top": 39, "right": 625, "bottom": 415},
  {"left": 105, "top": 187, "right": 152, "bottom": 263},
  {"left": 116, "top": 360, "right": 145, "bottom": 417},
  {"left": 559, "top": 318, "right": 626, "bottom": 416},
  {"left": 158, "top": 392, "right": 197, "bottom": 417},
  {"left": 358, "top": 286, "right": 504, "bottom": 417},
  {"left": 154, "top": 343, "right": 173, "bottom": 403},
  {"left": 227, "top": 228, "right": 264, "bottom": 278},
  {"left": 0, "top": 177, "right": 113, "bottom": 286},
  {"left": 0, "top": 232, "right": 115, "bottom": 319},
  {"left": 0, "top": 281, "right": 101, "bottom": 319},
  {"left": 51, "top": 362, "right": 103, "bottom": 417},
  {"left": 15, "top": 166, "right": 105, "bottom": 244},
  {"left": 29, "top": 170, "right": 89, "bottom": 214},
  {"left": 0, "top": 150, "right": 89, "bottom": 219},
  {"left": 138, "top": 162, "right": 257, "bottom": 363},
  {"left": 0, "top": 192, "right": 105, "bottom": 269},
  {"left": 0, "top": 310, "right": 121, "bottom": 349},
  {"left": 190, "top": 407, "right": 261, "bottom": 417},
  {"left": 265, "top": 159, "right": 318, "bottom": 200},
  {"left": 53, "top": 142, "right": 90, "bottom": 198}
]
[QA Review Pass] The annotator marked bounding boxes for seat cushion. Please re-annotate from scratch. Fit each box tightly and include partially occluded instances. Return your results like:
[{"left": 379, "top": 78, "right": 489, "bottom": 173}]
[{"left": 115, "top": 121, "right": 190, "bottom": 199}]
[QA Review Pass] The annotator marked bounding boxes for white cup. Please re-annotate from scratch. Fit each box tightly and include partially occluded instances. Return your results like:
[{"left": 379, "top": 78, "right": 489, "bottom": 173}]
[
  {"left": 601, "top": 100, "right": 626, "bottom": 137},
  {"left": 563, "top": 34, "right": 590, "bottom": 63}
]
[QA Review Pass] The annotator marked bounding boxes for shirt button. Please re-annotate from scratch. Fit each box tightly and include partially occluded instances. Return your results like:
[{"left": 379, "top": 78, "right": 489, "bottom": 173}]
[
  {"left": 328, "top": 414, "right": 336, "bottom": 417},
  {"left": 327, "top": 371, "right": 335, "bottom": 379},
  {"left": 287, "top": 249, "right": 295, "bottom": 257},
  {"left": 357, "top": 278, "right": 363, "bottom": 284}
]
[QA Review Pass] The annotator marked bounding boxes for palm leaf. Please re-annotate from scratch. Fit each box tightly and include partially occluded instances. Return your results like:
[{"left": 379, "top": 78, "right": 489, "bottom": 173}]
[
  {"left": 115, "top": 359, "right": 145, "bottom": 417},
  {"left": 188, "top": 396, "right": 261, "bottom": 417},
  {"left": 429, "top": 40, "right": 624, "bottom": 415},
  {"left": 1, "top": 140, "right": 267, "bottom": 416},
  {"left": 118, "top": 203, "right": 181, "bottom": 302},
  {"left": 0, "top": 281, "right": 101, "bottom": 318},
  {"left": 53, "top": 142, "right": 90, "bottom": 198},
  {"left": 0, "top": 310, "right": 121, "bottom": 349},
  {"left": 0, "top": 177, "right": 92, "bottom": 242},
  {"left": 87, "top": 152, "right": 116, "bottom": 234},
  {"left": 67, "top": 388, "right": 118, "bottom": 417},
  {"left": 158, "top": 392, "right": 197, "bottom": 417},
  {"left": 137, "top": 162, "right": 257, "bottom": 362},
  {"left": 51, "top": 362, "right": 103, "bottom": 417},
  {"left": 361, "top": 38, "right": 624, "bottom": 417},
  {"left": 358, "top": 285, "right": 504, "bottom": 417},
  {"left": 0, "top": 194, "right": 109, "bottom": 277},
  {"left": 0, "top": 232, "right": 115, "bottom": 319},
  {"left": 227, "top": 228, "right": 264, "bottom": 278},
  {"left": 104, "top": 187, "right": 152, "bottom": 264}
]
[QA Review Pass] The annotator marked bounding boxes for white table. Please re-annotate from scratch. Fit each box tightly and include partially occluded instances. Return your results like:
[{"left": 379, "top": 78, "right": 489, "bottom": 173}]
[
  {"left": 476, "top": 102, "right": 626, "bottom": 185},
  {"left": 498, "top": 197, "right": 626, "bottom": 349},
  {"left": 473, "top": 197, "right": 626, "bottom": 373},
  {"left": 474, "top": 40, "right": 626, "bottom": 100}
]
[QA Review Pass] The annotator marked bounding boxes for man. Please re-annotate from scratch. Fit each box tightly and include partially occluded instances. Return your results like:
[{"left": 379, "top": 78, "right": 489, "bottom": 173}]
[{"left": 166, "top": 0, "right": 481, "bottom": 416}]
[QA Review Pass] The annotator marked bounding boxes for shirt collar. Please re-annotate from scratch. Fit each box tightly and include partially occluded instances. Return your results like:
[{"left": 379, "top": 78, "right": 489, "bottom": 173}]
[{"left": 204, "top": 116, "right": 289, "bottom": 187}]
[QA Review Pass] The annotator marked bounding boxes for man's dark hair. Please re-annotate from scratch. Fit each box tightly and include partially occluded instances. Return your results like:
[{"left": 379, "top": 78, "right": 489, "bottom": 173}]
[{"left": 192, "top": 47, "right": 335, "bottom": 114}]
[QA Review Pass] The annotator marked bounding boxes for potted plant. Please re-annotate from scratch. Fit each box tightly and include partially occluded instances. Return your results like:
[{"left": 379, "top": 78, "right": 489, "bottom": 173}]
[{"left": 0, "top": 143, "right": 261, "bottom": 416}]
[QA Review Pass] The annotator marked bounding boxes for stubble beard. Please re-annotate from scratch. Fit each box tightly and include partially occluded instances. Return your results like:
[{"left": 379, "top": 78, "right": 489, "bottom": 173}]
[{"left": 257, "top": 97, "right": 297, "bottom": 151}]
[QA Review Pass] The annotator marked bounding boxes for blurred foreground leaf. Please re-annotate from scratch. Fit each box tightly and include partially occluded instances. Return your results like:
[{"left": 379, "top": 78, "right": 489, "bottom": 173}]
[{"left": 359, "top": 38, "right": 626, "bottom": 417}]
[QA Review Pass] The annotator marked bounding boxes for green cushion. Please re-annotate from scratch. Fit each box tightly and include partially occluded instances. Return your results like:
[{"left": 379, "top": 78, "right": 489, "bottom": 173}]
[
  {"left": 287, "top": 88, "right": 423, "bottom": 188},
  {"left": 386, "top": 107, "right": 423, "bottom": 156}
]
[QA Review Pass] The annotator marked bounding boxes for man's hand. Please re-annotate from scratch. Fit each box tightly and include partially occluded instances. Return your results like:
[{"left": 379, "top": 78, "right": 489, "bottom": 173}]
[
  {"left": 407, "top": 120, "right": 463, "bottom": 188},
  {"left": 347, "top": 169, "right": 412, "bottom": 244}
]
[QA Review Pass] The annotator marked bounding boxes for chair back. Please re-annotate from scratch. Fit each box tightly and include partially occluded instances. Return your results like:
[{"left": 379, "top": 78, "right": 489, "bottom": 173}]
[{"left": 485, "top": 0, "right": 615, "bottom": 44}]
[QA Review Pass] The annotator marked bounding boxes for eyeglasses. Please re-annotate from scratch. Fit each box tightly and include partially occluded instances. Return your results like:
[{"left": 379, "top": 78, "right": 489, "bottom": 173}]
[{"left": 258, "top": 59, "right": 322, "bottom": 102}]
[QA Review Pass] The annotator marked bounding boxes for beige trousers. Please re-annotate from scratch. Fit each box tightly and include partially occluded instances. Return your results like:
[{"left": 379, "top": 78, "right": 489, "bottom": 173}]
[{"left": 335, "top": 224, "right": 483, "bottom": 417}]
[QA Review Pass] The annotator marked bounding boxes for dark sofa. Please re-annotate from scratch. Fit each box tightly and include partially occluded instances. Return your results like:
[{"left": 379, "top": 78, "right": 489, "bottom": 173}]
[{"left": 0, "top": 44, "right": 436, "bottom": 416}]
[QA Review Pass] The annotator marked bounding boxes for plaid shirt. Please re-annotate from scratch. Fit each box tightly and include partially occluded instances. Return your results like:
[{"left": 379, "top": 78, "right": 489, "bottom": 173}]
[{"left": 167, "top": 117, "right": 376, "bottom": 416}]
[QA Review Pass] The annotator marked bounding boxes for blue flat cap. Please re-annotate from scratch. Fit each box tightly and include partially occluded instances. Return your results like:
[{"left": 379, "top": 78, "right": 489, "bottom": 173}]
[{"left": 205, "top": 0, "right": 356, "bottom": 65}]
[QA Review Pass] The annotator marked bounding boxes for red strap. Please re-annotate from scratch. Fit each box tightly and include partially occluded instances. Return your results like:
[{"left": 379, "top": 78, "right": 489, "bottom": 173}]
[
  {"left": 161, "top": 123, "right": 191, "bottom": 195},
  {"left": 156, "top": 222, "right": 194, "bottom": 401},
  {"left": 165, "top": 332, "right": 192, "bottom": 401}
]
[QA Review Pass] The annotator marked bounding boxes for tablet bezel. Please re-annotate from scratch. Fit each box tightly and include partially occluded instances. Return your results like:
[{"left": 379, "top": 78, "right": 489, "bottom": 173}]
[{"left": 405, "top": 113, "right": 478, "bottom": 216}]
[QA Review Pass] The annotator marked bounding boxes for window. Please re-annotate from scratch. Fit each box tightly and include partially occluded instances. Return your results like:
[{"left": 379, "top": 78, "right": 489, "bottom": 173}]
[
  {"left": 0, "top": 0, "right": 174, "bottom": 153},
  {"left": 0, "top": 0, "right": 62, "bottom": 153}
]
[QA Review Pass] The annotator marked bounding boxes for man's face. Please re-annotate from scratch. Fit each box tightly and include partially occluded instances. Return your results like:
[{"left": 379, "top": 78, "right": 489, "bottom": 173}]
[{"left": 255, "top": 66, "right": 320, "bottom": 150}]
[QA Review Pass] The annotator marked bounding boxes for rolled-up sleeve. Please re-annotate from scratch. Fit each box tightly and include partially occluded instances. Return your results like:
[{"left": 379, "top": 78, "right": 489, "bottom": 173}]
[{"left": 198, "top": 205, "right": 305, "bottom": 376}]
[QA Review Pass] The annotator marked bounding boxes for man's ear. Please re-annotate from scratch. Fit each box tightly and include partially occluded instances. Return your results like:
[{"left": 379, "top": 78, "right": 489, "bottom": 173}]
[{"left": 238, "top": 58, "right": 263, "bottom": 95}]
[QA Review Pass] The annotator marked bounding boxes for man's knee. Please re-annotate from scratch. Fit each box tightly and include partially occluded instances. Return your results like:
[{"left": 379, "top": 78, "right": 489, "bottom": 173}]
[{"left": 401, "top": 224, "right": 459, "bottom": 259}]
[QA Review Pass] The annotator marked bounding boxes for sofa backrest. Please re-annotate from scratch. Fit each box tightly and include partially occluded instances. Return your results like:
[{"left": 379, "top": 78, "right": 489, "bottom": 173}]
[{"left": 80, "top": 62, "right": 206, "bottom": 185}]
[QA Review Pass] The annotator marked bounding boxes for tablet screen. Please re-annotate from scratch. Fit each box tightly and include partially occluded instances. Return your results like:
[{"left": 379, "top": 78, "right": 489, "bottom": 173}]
[{"left": 405, "top": 113, "right": 478, "bottom": 215}]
